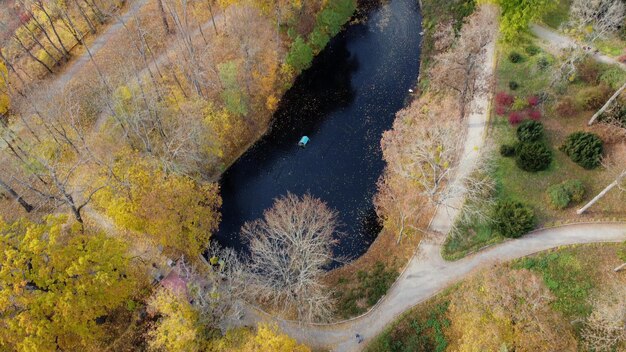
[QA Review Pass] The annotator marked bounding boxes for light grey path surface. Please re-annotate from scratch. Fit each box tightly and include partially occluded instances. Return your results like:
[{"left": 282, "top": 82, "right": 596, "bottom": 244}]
[
  {"left": 530, "top": 24, "right": 626, "bottom": 69},
  {"left": 53, "top": 0, "right": 149, "bottom": 91}
]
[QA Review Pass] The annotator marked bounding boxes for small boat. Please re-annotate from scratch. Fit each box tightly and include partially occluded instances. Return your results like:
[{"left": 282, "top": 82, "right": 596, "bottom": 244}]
[{"left": 298, "top": 136, "right": 310, "bottom": 147}]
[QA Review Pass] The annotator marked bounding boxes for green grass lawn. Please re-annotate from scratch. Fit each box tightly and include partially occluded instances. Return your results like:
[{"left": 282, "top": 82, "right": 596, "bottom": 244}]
[{"left": 443, "top": 37, "right": 626, "bottom": 260}]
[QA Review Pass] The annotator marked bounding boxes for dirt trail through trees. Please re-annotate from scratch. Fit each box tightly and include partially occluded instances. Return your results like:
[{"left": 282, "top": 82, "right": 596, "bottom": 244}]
[{"left": 52, "top": 0, "right": 149, "bottom": 91}]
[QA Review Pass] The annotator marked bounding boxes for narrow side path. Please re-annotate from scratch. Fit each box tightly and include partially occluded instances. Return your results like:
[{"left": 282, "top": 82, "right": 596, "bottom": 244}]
[
  {"left": 53, "top": 0, "right": 150, "bottom": 91},
  {"left": 530, "top": 24, "right": 626, "bottom": 70}
]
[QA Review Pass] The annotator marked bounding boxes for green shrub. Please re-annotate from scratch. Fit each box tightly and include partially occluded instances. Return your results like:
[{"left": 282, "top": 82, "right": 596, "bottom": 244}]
[
  {"left": 516, "top": 142, "right": 552, "bottom": 172},
  {"left": 546, "top": 180, "right": 585, "bottom": 210},
  {"left": 500, "top": 144, "right": 516, "bottom": 157},
  {"left": 509, "top": 51, "right": 523, "bottom": 63},
  {"left": 575, "top": 84, "right": 612, "bottom": 110},
  {"left": 493, "top": 200, "right": 535, "bottom": 238},
  {"left": 511, "top": 96, "right": 528, "bottom": 111},
  {"left": 560, "top": 132, "right": 604, "bottom": 169},
  {"left": 286, "top": 36, "right": 314, "bottom": 72},
  {"left": 547, "top": 184, "right": 571, "bottom": 210},
  {"left": 525, "top": 45, "right": 540, "bottom": 56},
  {"left": 537, "top": 56, "right": 550, "bottom": 70},
  {"left": 509, "top": 80, "right": 519, "bottom": 90},
  {"left": 516, "top": 120, "right": 544, "bottom": 142},
  {"left": 599, "top": 67, "right": 626, "bottom": 90}
]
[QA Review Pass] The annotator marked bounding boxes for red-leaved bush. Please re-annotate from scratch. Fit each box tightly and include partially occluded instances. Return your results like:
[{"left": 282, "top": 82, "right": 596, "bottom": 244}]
[
  {"left": 496, "top": 92, "right": 514, "bottom": 107},
  {"left": 527, "top": 95, "right": 540, "bottom": 107},
  {"left": 508, "top": 111, "right": 523, "bottom": 125},
  {"left": 495, "top": 105, "right": 507, "bottom": 116},
  {"left": 527, "top": 109, "right": 542, "bottom": 120}
]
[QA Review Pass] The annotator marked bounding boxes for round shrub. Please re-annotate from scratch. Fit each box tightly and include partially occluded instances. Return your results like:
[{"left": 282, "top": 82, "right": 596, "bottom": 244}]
[
  {"left": 527, "top": 95, "right": 540, "bottom": 107},
  {"left": 516, "top": 120, "right": 544, "bottom": 142},
  {"left": 511, "top": 97, "right": 528, "bottom": 111},
  {"left": 547, "top": 184, "right": 571, "bottom": 210},
  {"left": 500, "top": 144, "right": 516, "bottom": 157},
  {"left": 563, "top": 179, "right": 585, "bottom": 203},
  {"left": 527, "top": 109, "right": 542, "bottom": 121},
  {"left": 509, "top": 81, "right": 519, "bottom": 90},
  {"left": 495, "top": 92, "right": 515, "bottom": 107},
  {"left": 560, "top": 132, "right": 604, "bottom": 169},
  {"left": 525, "top": 45, "right": 540, "bottom": 56},
  {"left": 575, "top": 84, "right": 612, "bottom": 110},
  {"left": 508, "top": 111, "right": 524, "bottom": 125},
  {"left": 516, "top": 142, "right": 552, "bottom": 172},
  {"left": 537, "top": 56, "right": 550, "bottom": 70},
  {"left": 493, "top": 200, "right": 535, "bottom": 238},
  {"left": 555, "top": 97, "right": 578, "bottom": 118},
  {"left": 509, "top": 51, "right": 523, "bottom": 63},
  {"left": 546, "top": 179, "right": 586, "bottom": 209}
]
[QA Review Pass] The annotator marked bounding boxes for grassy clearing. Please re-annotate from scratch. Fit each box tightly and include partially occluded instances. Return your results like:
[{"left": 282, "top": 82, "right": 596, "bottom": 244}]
[
  {"left": 334, "top": 262, "right": 399, "bottom": 318},
  {"left": 443, "top": 34, "right": 626, "bottom": 260},
  {"left": 369, "top": 244, "right": 626, "bottom": 349}
]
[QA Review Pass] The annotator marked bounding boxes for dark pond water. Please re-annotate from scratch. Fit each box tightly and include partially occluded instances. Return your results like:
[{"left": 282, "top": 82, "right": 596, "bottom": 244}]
[{"left": 215, "top": 0, "right": 422, "bottom": 266}]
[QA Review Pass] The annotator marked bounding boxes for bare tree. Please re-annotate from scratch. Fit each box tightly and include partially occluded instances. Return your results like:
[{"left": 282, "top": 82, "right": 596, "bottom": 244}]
[
  {"left": 581, "top": 284, "right": 626, "bottom": 352},
  {"left": 177, "top": 244, "right": 248, "bottom": 331},
  {"left": 429, "top": 5, "right": 497, "bottom": 119},
  {"left": 570, "top": 0, "right": 625, "bottom": 42},
  {"left": 242, "top": 193, "right": 339, "bottom": 322}
]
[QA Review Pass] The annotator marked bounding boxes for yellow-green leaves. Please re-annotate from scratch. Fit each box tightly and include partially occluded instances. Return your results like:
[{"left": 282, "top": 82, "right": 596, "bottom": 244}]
[{"left": 0, "top": 216, "right": 139, "bottom": 352}]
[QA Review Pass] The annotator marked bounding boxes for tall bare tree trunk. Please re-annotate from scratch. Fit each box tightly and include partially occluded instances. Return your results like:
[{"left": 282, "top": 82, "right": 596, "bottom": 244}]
[
  {"left": 158, "top": 0, "right": 172, "bottom": 34},
  {"left": 588, "top": 82, "right": 626, "bottom": 126},
  {"left": 0, "top": 178, "right": 33, "bottom": 212},
  {"left": 577, "top": 171, "right": 626, "bottom": 214}
]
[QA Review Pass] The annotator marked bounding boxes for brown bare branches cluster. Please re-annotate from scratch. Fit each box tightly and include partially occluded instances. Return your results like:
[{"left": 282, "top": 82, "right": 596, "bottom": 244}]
[
  {"left": 429, "top": 5, "right": 497, "bottom": 119},
  {"left": 242, "top": 193, "right": 339, "bottom": 322},
  {"left": 569, "top": 0, "right": 625, "bottom": 42},
  {"left": 581, "top": 284, "right": 626, "bottom": 352},
  {"left": 447, "top": 266, "right": 578, "bottom": 352}
]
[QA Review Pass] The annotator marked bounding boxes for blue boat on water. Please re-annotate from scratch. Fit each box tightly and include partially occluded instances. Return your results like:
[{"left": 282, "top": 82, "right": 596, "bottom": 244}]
[{"left": 298, "top": 136, "right": 310, "bottom": 147}]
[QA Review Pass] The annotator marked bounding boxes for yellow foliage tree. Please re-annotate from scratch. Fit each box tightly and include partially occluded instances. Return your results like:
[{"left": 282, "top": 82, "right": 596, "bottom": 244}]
[
  {"left": 446, "top": 266, "right": 577, "bottom": 352},
  {"left": 208, "top": 323, "right": 311, "bottom": 352},
  {"left": 0, "top": 60, "right": 9, "bottom": 115},
  {"left": 147, "top": 289, "right": 203, "bottom": 352},
  {"left": 93, "top": 150, "right": 222, "bottom": 258},
  {"left": 0, "top": 215, "right": 140, "bottom": 352}
]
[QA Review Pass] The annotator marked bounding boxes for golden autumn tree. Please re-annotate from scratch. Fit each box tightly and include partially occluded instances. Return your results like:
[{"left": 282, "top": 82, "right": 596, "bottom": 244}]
[
  {"left": 208, "top": 323, "right": 311, "bottom": 352},
  {"left": 147, "top": 288, "right": 204, "bottom": 352},
  {"left": 0, "top": 60, "right": 9, "bottom": 116},
  {"left": 93, "top": 150, "right": 221, "bottom": 259},
  {"left": 446, "top": 266, "right": 577, "bottom": 352},
  {"left": 0, "top": 215, "right": 140, "bottom": 352}
]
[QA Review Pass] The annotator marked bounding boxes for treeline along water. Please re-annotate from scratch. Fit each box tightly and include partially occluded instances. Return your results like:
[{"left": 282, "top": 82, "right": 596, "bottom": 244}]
[{"left": 215, "top": 0, "right": 422, "bottom": 267}]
